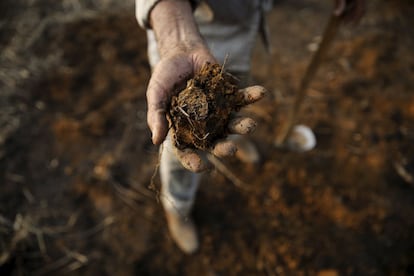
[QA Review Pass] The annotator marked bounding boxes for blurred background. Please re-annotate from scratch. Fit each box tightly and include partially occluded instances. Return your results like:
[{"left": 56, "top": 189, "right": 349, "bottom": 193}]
[{"left": 1, "top": 0, "right": 413, "bottom": 275}]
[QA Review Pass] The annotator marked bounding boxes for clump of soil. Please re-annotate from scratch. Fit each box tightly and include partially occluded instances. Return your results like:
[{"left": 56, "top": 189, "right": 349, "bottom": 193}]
[{"left": 168, "top": 62, "right": 244, "bottom": 150}]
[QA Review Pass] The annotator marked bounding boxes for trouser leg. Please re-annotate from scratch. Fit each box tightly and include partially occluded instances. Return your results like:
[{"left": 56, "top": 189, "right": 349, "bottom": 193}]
[{"left": 159, "top": 136, "right": 201, "bottom": 217}]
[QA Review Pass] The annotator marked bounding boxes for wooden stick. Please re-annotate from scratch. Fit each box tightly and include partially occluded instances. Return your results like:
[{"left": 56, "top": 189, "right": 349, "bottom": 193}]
[
  {"left": 275, "top": 15, "right": 341, "bottom": 146},
  {"left": 206, "top": 153, "right": 251, "bottom": 191}
]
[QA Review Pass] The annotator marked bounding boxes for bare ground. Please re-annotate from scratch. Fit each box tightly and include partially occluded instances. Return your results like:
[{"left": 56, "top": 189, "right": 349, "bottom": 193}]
[{"left": 1, "top": 0, "right": 414, "bottom": 275}]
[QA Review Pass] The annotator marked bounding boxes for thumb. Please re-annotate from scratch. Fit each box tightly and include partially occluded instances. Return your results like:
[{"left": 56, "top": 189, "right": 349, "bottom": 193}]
[
  {"left": 146, "top": 58, "right": 193, "bottom": 145},
  {"left": 147, "top": 106, "right": 168, "bottom": 145},
  {"left": 146, "top": 73, "right": 171, "bottom": 145}
]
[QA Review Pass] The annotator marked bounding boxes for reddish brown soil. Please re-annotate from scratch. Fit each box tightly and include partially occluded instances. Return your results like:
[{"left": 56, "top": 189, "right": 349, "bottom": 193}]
[
  {"left": 1, "top": 1, "right": 414, "bottom": 275},
  {"left": 169, "top": 62, "right": 242, "bottom": 151}
]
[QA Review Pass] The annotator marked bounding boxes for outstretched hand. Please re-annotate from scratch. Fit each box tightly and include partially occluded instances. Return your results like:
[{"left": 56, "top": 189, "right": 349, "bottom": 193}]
[{"left": 146, "top": 44, "right": 266, "bottom": 172}]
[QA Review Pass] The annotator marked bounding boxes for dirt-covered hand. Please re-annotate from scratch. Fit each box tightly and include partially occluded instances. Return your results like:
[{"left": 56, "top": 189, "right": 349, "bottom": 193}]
[
  {"left": 333, "top": 0, "right": 365, "bottom": 23},
  {"left": 147, "top": 47, "right": 216, "bottom": 145},
  {"left": 173, "top": 85, "right": 266, "bottom": 173}
]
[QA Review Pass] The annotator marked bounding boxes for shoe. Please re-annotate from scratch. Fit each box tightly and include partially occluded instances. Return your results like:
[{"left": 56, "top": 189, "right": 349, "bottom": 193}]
[
  {"left": 286, "top": 125, "right": 316, "bottom": 152},
  {"left": 228, "top": 135, "right": 261, "bottom": 164},
  {"left": 165, "top": 209, "right": 199, "bottom": 254}
]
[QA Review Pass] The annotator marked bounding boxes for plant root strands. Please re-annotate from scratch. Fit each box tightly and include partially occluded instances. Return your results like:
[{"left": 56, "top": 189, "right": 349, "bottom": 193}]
[{"left": 168, "top": 62, "right": 244, "bottom": 151}]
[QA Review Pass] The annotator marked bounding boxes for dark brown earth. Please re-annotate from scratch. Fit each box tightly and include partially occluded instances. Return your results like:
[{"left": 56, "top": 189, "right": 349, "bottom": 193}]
[
  {"left": 169, "top": 62, "right": 242, "bottom": 151},
  {"left": 1, "top": 0, "right": 414, "bottom": 275}
]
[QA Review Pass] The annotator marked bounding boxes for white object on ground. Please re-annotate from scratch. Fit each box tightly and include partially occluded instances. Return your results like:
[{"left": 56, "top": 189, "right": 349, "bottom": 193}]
[{"left": 287, "top": 125, "right": 316, "bottom": 152}]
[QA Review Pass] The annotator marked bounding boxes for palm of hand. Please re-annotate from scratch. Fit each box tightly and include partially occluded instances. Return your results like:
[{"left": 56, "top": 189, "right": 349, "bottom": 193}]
[{"left": 146, "top": 49, "right": 266, "bottom": 172}]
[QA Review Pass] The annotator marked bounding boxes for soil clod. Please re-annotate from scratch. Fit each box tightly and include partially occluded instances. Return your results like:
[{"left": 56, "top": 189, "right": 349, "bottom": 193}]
[{"left": 168, "top": 62, "right": 244, "bottom": 151}]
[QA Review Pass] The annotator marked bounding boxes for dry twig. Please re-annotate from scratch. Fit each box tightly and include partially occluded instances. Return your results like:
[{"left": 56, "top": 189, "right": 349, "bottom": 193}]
[{"left": 206, "top": 153, "right": 251, "bottom": 191}]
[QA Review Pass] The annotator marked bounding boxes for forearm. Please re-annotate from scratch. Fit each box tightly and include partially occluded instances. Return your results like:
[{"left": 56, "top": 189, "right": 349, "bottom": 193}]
[{"left": 149, "top": 0, "right": 206, "bottom": 57}]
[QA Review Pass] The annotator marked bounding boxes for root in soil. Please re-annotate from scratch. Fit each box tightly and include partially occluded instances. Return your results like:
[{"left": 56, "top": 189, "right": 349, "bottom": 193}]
[{"left": 168, "top": 62, "right": 244, "bottom": 151}]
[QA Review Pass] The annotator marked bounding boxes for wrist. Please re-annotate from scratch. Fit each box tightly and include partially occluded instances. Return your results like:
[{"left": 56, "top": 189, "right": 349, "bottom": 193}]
[{"left": 150, "top": 0, "right": 207, "bottom": 57}]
